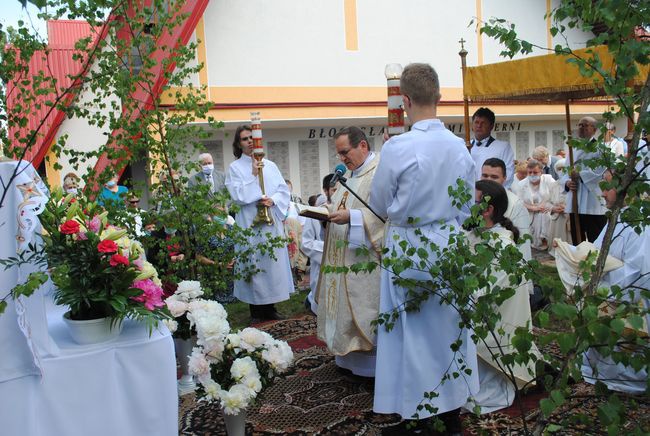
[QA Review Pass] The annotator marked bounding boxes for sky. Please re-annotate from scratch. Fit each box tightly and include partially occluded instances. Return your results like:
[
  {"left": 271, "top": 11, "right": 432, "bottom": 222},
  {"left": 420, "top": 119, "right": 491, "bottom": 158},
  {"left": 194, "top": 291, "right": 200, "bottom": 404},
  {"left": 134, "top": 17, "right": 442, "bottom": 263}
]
[{"left": 2, "top": 1, "right": 49, "bottom": 40}]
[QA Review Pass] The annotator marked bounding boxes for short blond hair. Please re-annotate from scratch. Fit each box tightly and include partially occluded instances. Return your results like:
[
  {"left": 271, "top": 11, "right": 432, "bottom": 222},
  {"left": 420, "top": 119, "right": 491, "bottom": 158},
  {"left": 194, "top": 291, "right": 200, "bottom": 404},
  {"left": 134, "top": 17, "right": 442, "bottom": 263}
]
[{"left": 400, "top": 63, "right": 441, "bottom": 106}]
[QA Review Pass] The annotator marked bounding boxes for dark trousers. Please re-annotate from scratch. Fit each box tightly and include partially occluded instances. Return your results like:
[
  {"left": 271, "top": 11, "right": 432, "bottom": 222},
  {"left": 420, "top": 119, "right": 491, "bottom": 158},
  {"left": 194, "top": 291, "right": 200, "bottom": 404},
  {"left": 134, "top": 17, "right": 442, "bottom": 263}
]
[
  {"left": 570, "top": 213, "right": 607, "bottom": 245},
  {"left": 249, "top": 304, "right": 277, "bottom": 320}
]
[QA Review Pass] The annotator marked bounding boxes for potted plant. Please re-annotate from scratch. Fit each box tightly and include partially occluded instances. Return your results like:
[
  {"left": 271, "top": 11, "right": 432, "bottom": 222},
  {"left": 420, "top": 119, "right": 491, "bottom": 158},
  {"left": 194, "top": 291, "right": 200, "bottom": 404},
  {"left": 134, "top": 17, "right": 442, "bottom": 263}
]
[
  {"left": 180, "top": 298, "right": 294, "bottom": 436},
  {"left": 41, "top": 190, "right": 170, "bottom": 343}
]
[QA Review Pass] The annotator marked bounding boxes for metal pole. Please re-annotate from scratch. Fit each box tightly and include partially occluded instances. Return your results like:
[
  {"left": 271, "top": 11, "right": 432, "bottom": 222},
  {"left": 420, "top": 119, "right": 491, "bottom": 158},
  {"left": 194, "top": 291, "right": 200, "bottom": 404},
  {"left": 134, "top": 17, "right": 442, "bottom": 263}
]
[
  {"left": 459, "top": 38, "right": 471, "bottom": 149},
  {"left": 565, "top": 100, "right": 582, "bottom": 244}
]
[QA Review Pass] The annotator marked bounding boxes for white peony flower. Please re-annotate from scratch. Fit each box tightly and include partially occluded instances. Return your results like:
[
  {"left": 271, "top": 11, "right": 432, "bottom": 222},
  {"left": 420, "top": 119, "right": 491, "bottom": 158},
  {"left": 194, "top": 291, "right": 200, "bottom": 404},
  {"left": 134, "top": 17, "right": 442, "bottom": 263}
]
[
  {"left": 238, "top": 327, "right": 271, "bottom": 352},
  {"left": 202, "top": 338, "right": 225, "bottom": 361},
  {"left": 226, "top": 333, "right": 241, "bottom": 349},
  {"left": 230, "top": 356, "right": 259, "bottom": 380},
  {"left": 220, "top": 384, "right": 255, "bottom": 415},
  {"left": 165, "top": 296, "right": 189, "bottom": 318},
  {"left": 201, "top": 378, "right": 222, "bottom": 401},
  {"left": 176, "top": 280, "right": 204, "bottom": 301},
  {"left": 261, "top": 340, "right": 294, "bottom": 373},
  {"left": 240, "top": 375, "right": 262, "bottom": 393},
  {"left": 163, "top": 318, "right": 178, "bottom": 333},
  {"left": 188, "top": 347, "right": 211, "bottom": 377}
]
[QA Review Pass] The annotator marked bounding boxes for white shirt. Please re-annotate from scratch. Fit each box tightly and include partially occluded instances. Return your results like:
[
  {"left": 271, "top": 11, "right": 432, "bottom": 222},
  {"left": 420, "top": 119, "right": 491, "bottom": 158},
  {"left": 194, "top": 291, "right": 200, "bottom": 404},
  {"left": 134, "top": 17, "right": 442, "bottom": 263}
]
[{"left": 471, "top": 136, "right": 516, "bottom": 188}]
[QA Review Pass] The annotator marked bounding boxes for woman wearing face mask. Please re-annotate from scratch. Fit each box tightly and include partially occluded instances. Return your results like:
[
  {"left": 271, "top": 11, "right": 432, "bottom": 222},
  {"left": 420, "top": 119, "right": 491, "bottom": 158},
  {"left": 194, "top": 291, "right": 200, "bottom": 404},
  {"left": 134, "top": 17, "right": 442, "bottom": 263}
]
[
  {"left": 97, "top": 175, "right": 129, "bottom": 208},
  {"left": 519, "top": 159, "right": 555, "bottom": 250},
  {"left": 62, "top": 172, "right": 81, "bottom": 196}
]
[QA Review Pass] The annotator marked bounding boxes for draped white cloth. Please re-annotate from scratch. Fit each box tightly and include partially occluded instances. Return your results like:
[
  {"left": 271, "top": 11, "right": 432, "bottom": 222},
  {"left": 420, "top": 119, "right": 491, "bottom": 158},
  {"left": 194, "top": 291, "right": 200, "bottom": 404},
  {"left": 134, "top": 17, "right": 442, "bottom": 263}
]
[
  {"left": 0, "top": 160, "right": 54, "bottom": 384},
  {"left": 370, "top": 119, "right": 479, "bottom": 418},
  {"left": 0, "top": 300, "right": 177, "bottom": 436},
  {"left": 225, "top": 154, "right": 293, "bottom": 304}
]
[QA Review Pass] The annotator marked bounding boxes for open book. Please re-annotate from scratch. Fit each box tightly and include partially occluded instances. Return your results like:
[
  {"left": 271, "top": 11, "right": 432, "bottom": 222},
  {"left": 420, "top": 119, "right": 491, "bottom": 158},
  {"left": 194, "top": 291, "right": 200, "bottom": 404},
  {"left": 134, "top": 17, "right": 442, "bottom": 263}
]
[{"left": 296, "top": 204, "right": 329, "bottom": 221}]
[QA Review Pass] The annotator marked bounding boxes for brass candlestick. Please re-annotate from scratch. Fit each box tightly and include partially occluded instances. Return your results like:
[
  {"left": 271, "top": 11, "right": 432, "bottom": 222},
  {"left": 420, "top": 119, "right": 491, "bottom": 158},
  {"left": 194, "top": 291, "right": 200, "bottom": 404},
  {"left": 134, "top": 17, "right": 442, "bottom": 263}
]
[{"left": 252, "top": 152, "right": 274, "bottom": 226}]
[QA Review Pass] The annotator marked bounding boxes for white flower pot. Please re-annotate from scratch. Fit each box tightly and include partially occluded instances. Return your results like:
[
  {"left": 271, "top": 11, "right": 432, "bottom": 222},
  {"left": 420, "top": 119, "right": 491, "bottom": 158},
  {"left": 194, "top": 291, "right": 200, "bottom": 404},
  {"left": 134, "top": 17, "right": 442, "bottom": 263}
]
[
  {"left": 223, "top": 408, "right": 247, "bottom": 436},
  {"left": 62, "top": 312, "right": 123, "bottom": 345},
  {"left": 174, "top": 337, "right": 197, "bottom": 395}
]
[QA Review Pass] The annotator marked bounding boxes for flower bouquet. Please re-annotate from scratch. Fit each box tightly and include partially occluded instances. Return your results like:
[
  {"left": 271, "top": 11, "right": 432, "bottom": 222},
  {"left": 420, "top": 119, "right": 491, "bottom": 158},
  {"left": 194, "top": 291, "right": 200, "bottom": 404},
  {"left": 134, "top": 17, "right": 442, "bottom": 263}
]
[
  {"left": 180, "top": 299, "right": 294, "bottom": 415},
  {"left": 163, "top": 280, "right": 204, "bottom": 339},
  {"left": 40, "top": 190, "right": 170, "bottom": 327}
]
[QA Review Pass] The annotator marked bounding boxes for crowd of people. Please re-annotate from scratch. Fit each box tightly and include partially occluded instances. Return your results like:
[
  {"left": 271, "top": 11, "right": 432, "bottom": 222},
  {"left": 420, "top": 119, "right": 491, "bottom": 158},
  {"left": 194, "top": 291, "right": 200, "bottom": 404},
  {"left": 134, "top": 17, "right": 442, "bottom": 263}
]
[{"left": 63, "top": 62, "right": 647, "bottom": 435}]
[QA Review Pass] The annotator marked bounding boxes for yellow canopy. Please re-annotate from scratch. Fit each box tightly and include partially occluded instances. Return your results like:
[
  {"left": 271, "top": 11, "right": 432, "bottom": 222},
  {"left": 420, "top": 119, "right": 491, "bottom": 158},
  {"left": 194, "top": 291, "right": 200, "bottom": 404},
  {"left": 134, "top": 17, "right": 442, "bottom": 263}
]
[{"left": 463, "top": 45, "right": 649, "bottom": 102}]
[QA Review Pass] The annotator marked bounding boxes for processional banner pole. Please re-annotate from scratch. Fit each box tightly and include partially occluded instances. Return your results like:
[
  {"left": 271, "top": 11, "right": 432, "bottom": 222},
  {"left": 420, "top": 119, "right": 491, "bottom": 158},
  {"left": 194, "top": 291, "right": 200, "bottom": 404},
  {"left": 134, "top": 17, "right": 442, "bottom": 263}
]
[
  {"left": 251, "top": 112, "right": 273, "bottom": 226},
  {"left": 459, "top": 38, "right": 471, "bottom": 149},
  {"left": 384, "top": 63, "right": 405, "bottom": 137},
  {"left": 565, "top": 100, "right": 582, "bottom": 244}
]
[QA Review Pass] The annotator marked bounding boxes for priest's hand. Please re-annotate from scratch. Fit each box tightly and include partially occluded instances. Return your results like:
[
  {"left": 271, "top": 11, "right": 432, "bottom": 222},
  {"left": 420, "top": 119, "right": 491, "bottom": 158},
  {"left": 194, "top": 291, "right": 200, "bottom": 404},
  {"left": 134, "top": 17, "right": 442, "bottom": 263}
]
[
  {"left": 258, "top": 196, "right": 274, "bottom": 207},
  {"left": 329, "top": 209, "right": 350, "bottom": 224}
]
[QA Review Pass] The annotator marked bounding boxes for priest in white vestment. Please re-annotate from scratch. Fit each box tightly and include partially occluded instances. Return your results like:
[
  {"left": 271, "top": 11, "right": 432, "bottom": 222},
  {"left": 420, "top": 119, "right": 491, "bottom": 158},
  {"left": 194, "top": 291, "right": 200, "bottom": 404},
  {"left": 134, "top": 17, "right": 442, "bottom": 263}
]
[
  {"left": 369, "top": 64, "right": 478, "bottom": 432},
  {"left": 316, "top": 126, "right": 383, "bottom": 377},
  {"left": 225, "top": 125, "right": 293, "bottom": 321},
  {"left": 465, "top": 180, "right": 539, "bottom": 413}
]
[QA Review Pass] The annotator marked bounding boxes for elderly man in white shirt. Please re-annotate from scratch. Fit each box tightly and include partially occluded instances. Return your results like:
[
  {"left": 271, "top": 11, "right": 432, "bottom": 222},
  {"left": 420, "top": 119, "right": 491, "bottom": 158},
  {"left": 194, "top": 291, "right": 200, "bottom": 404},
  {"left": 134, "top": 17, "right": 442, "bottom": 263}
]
[
  {"left": 470, "top": 107, "right": 516, "bottom": 189},
  {"left": 560, "top": 116, "right": 608, "bottom": 243}
]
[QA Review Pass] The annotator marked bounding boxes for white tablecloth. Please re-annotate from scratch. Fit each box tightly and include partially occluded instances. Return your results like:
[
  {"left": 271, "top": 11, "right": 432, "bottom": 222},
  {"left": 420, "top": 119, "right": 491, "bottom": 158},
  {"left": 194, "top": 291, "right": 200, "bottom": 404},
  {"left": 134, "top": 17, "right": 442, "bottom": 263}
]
[{"left": 0, "top": 301, "right": 178, "bottom": 436}]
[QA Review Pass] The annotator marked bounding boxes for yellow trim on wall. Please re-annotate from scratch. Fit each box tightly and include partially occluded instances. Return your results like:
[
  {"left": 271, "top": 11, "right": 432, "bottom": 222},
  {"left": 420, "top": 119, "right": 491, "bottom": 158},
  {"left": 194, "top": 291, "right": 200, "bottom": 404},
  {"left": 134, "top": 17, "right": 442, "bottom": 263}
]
[
  {"left": 44, "top": 146, "right": 61, "bottom": 188},
  {"left": 195, "top": 17, "right": 210, "bottom": 100},
  {"left": 546, "top": 0, "right": 553, "bottom": 50},
  {"left": 344, "top": 0, "right": 359, "bottom": 51},
  {"left": 476, "top": 0, "right": 484, "bottom": 65}
]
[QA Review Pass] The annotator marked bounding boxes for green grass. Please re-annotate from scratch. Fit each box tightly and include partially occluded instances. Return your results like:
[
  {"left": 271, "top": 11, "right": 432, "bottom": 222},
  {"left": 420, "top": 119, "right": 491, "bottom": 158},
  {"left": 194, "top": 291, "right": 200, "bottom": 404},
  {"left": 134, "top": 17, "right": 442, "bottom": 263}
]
[{"left": 224, "top": 289, "right": 312, "bottom": 330}]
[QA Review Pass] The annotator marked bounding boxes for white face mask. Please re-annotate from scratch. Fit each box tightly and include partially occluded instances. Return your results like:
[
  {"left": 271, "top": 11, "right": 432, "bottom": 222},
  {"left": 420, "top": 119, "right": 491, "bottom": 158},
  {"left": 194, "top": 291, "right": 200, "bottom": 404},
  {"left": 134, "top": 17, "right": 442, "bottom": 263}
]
[
  {"left": 529, "top": 175, "right": 541, "bottom": 183},
  {"left": 66, "top": 188, "right": 78, "bottom": 195},
  {"left": 202, "top": 164, "right": 214, "bottom": 175}
]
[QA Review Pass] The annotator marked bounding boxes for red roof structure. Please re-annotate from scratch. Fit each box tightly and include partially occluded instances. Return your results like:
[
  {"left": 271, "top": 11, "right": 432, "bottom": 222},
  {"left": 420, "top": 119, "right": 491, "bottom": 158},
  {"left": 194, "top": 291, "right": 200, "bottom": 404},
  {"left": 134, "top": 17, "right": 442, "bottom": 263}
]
[
  {"left": 6, "top": 20, "right": 99, "bottom": 167},
  {"left": 7, "top": 0, "right": 209, "bottom": 176}
]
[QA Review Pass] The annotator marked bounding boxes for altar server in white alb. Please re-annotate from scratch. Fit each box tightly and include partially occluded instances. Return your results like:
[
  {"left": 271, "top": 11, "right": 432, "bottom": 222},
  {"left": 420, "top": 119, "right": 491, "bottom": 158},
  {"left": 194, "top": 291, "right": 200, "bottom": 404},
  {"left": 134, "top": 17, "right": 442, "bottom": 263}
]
[
  {"left": 470, "top": 107, "right": 516, "bottom": 188},
  {"left": 369, "top": 63, "right": 478, "bottom": 433},
  {"left": 581, "top": 169, "right": 649, "bottom": 394},
  {"left": 225, "top": 125, "right": 293, "bottom": 322}
]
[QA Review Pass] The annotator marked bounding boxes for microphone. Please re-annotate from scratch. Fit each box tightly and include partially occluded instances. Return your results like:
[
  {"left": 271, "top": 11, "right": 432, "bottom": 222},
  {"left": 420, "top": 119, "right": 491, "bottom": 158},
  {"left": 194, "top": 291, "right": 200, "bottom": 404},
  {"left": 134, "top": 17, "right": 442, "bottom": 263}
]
[{"left": 330, "top": 163, "right": 347, "bottom": 187}]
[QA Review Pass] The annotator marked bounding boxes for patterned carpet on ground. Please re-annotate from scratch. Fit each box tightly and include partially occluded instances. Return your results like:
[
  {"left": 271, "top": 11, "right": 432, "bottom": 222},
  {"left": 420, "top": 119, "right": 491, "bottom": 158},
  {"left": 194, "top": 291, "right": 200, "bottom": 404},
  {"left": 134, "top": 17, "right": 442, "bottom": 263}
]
[{"left": 179, "top": 315, "right": 649, "bottom": 435}]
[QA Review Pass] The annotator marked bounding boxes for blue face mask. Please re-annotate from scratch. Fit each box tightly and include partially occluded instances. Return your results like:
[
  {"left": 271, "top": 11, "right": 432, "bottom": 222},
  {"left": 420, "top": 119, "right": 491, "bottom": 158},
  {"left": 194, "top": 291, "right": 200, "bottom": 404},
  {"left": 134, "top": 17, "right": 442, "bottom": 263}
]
[
  {"left": 528, "top": 175, "right": 541, "bottom": 183},
  {"left": 213, "top": 216, "right": 226, "bottom": 226},
  {"left": 164, "top": 227, "right": 177, "bottom": 235}
]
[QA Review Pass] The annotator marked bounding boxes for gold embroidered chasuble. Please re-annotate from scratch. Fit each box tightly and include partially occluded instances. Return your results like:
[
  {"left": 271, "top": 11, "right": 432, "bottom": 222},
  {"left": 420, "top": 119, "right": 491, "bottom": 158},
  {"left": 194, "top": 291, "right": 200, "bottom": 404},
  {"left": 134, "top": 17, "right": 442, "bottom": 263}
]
[{"left": 316, "top": 154, "right": 384, "bottom": 355}]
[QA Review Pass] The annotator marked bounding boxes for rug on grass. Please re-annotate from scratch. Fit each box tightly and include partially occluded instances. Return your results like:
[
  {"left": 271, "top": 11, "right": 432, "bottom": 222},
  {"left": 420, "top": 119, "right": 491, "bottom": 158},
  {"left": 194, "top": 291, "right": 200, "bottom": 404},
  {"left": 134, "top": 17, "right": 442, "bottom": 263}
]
[{"left": 179, "top": 316, "right": 649, "bottom": 435}]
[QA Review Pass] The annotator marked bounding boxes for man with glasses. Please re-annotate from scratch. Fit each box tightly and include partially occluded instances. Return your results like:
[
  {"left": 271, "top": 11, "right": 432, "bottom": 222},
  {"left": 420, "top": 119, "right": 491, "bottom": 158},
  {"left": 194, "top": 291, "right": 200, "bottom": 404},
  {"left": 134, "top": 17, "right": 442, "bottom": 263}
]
[
  {"left": 561, "top": 116, "right": 607, "bottom": 243},
  {"left": 225, "top": 125, "right": 293, "bottom": 323},
  {"left": 370, "top": 63, "right": 478, "bottom": 434},
  {"left": 316, "top": 126, "right": 383, "bottom": 378}
]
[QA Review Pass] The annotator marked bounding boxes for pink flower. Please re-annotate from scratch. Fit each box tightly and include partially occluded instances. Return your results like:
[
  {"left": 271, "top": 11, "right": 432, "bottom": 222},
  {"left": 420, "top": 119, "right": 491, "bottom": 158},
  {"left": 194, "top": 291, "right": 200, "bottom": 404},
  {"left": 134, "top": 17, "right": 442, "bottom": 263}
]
[
  {"left": 86, "top": 216, "right": 101, "bottom": 233},
  {"left": 133, "top": 258, "right": 144, "bottom": 269},
  {"left": 131, "top": 279, "right": 165, "bottom": 311},
  {"left": 109, "top": 254, "right": 130, "bottom": 267},
  {"left": 76, "top": 232, "right": 88, "bottom": 241},
  {"left": 97, "top": 239, "right": 118, "bottom": 253}
]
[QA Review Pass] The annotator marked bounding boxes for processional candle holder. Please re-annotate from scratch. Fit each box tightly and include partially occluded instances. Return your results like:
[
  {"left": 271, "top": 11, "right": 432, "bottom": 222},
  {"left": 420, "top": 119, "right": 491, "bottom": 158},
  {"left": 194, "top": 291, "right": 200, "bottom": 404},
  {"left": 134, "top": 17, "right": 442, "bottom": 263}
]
[
  {"left": 385, "top": 63, "right": 405, "bottom": 137},
  {"left": 251, "top": 112, "right": 274, "bottom": 226}
]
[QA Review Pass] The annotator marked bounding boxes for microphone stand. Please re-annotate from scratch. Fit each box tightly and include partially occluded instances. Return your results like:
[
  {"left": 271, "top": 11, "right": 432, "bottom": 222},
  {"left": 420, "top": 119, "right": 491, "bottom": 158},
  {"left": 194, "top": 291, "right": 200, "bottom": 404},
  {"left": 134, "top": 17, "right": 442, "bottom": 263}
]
[{"left": 335, "top": 176, "right": 386, "bottom": 223}]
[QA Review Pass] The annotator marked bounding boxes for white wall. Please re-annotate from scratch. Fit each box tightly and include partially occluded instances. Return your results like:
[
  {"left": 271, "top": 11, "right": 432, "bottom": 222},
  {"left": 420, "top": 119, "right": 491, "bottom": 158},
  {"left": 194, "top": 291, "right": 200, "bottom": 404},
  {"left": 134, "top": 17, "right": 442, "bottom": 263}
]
[{"left": 202, "top": 0, "right": 588, "bottom": 88}]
